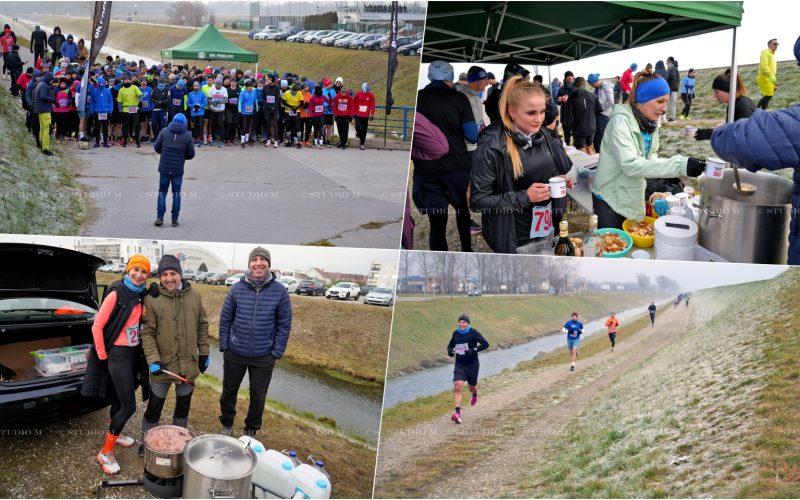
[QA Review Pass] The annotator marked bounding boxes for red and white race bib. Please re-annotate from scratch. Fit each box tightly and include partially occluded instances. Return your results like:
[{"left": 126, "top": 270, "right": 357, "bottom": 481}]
[
  {"left": 454, "top": 343, "right": 469, "bottom": 355},
  {"left": 98, "top": 113, "right": 107, "bottom": 120},
  {"left": 358, "top": 105, "right": 368, "bottom": 113},
  {"left": 337, "top": 102, "right": 348, "bottom": 112},
  {"left": 172, "top": 98, "right": 182, "bottom": 107},
  {"left": 245, "top": 105, "right": 253, "bottom": 113},
  {"left": 229, "top": 98, "right": 238, "bottom": 105},
  {"left": 58, "top": 98, "right": 69, "bottom": 107},
  {"left": 529, "top": 203, "right": 553, "bottom": 239},
  {"left": 125, "top": 325, "right": 140, "bottom": 346},
  {"left": 266, "top": 95, "right": 276, "bottom": 104},
  {"left": 314, "top": 105, "right": 324, "bottom": 113},
  {"left": 127, "top": 106, "right": 138, "bottom": 114}
]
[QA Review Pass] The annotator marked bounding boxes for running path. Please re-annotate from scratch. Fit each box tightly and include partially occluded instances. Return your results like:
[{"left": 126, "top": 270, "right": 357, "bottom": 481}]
[{"left": 375, "top": 305, "right": 693, "bottom": 498}]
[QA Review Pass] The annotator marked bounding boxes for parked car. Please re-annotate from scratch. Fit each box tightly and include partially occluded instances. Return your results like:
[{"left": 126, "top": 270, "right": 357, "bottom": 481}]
[
  {"left": 320, "top": 32, "right": 353, "bottom": 46},
  {"left": 275, "top": 26, "right": 305, "bottom": 41},
  {"left": 181, "top": 269, "right": 197, "bottom": 280},
  {"left": 98, "top": 263, "right": 114, "bottom": 272},
  {"left": 381, "top": 36, "right": 416, "bottom": 51},
  {"left": 349, "top": 34, "right": 382, "bottom": 50},
  {"left": 278, "top": 277, "right": 299, "bottom": 293},
  {"left": 193, "top": 272, "right": 211, "bottom": 283},
  {"left": 364, "top": 287, "right": 395, "bottom": 306},
  {"left": 253, "top": 29, "right": 282, "bottom": 40},
  {"left": 111, "top": 262, "right": 126, "bottom": 274},
  {"left": 325, "top": 282, "right": 361, "bottom": 300},
  {"left": 287, "top": 30, "right": 314, "bottom": 42},
  {"left": 295, "top": 279, "right": 326, "bottom": 296},
  {"left": 206, "top": 273, "right": 229, "bottom": 285},
  {"left": 248, "top": 29, "right": 260, "bottom": 39},
  {"left": 399, "top": 39, "right": 423, "bottom": 56},
  {"left": 363, "top": 37, "right": 385, "bottom": 51},
  {"left": 467, "top": 289, "right": 482, "bottom": 297},
  {"left": 359, "top": 285, "right": 376, "bottom": 297},
  {"left": 225, "top": 273, "right": 244, "bottom": 287},
  {"left": 334, "top": 33, "right": 363, "bottom": 47},
  {"left": 304, "top": 30, "right": 334, "bottom": 43},
  {"left": 0, "top": 243, "right": 113, "bottom": 426}
]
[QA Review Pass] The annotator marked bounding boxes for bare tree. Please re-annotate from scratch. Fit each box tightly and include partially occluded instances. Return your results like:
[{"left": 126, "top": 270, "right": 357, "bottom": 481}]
[
  {"left": 418, "top": 251, "right": 435, "bottom": 295},
  {"left": 399, "top": 251, "right": 411, "bottom": 293},
  {"left": 636, "top": 273, "right": 651, "bottom": 294},
  {"left": 656, "top": 275, "right": 680, "bottom": 293},
  {"left": 472, "top": 253, "right": 486, "bottom": 292},
  {"left": 166, "top": 1, "right": 208, "bottom": 27}
]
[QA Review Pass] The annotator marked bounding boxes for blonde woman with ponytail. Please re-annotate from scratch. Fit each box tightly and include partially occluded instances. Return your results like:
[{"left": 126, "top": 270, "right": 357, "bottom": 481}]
[{"left": 470, "top": 75, "right": 572, "bottom": 254}]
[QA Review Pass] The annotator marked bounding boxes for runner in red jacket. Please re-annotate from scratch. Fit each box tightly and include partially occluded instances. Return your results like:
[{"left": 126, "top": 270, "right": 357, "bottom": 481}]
[
  {"left": 332, "top": 77, "right": 354, "bottom": 149},
  {"left": 353, "top": 83, "right": 376, "bottom": 150}
]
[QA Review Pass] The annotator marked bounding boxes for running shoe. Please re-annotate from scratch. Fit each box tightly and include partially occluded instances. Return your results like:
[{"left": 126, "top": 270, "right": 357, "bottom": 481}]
[
  {"left": 296, "top": 142, "right": 301, "bottom": 149},
  {"left": 570, "top": 364, "right": 575, "bottom": 372},
  {"left": 97, "top": 451, "right": 120, "bottom": 474},
  {"left": 359, "top": 144, "right": 365, "bottom": 150},
  {"left": 273, "top": 141, "right": 278, "bottom": 149},
  {"left": 116, "top": 435, "right": 135, "bottom": 447},
  {"left": 241, "top": 142, "right": 246, "bottom": 149},
  {"left": 154, "top": 219, "right": 163, "bottom": 227},
  {"left": 138, "top": 444, "right": 145, "bottom": 457},
  {"left": 221, "top": 426, "right": 233, "bottom": 436},
  {"left": 172, "top": 221, "right": 179, "bottom": 227},
  {"left": 451, "top": 412, "right": 462, "bottom": 424},
  {"left": 93, "top": 142, "right": 100, "bottom": 148},
  {"left": 470, "top": 392, "right": 478, "bottom": 406}
]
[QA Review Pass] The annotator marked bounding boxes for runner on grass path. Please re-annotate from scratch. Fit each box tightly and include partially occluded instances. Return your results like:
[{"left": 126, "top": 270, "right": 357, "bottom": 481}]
[
  {"left": 446, "top": 314, "right": 489, "bottom": 424},
  {"left": 564, "top": 312, "right": 583, "bottom": 371},
  {"left": 605, "top": 312, "right": 619, "bottom": 352},
  {"left": 648, "top": 301, "right": 657, "bottom": 326}
]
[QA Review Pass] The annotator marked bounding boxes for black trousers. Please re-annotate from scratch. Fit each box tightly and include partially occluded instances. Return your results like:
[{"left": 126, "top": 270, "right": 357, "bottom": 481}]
[
  {"left": 107, "top": 346, "right": 139, "bottom": 436},
  {"left": 592, "top": 194, "right": 627, "bottom": 230},
  {"left": 219, "top": 350, "right": 276, "bottom": 432},
  {"left": 355, "top": 116, "right": 369, "bottom": 145},
  {"left": 335, "top": 116, "right": 350, "bottom": 147},
  {"left": 33, "top": 45, "right": 45, "bottom": 63},
  {"left": 211, "top": 111, "right": 225, "bottom": 142},
  {"left": 302, "top": 117, "right": 313, "bottom": 141},
  {"left": 681, "top": 93, "right": 693, "bottom": 117},
  {"left": 94, "top": 117, "right": 109, "bottom": 143},
  {"left": 312, "top": 116, "right": 324, "bottom": 140},
  {"left": 286, "top": 115, "right": 300, "bottom": 143},
  {"left": 191, "top": 115, "right": 203, "bottom": 141},
  {"left": 121, "top": 112, "right": 139, "bottom": 143}
]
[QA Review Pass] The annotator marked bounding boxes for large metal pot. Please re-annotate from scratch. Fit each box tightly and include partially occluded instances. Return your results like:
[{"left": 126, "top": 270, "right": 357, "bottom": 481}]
[
  {"left": 144, "top": 425, "right": 194, "bottom": 479},
  {"left": 698, "top": 168, "right": 792, "bottom": 264},
  {"left": 183, "top": 434, "right": 257, "bottom": 499}
]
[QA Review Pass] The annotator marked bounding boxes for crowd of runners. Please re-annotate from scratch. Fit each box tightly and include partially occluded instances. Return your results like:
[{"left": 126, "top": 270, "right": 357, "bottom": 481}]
[{"left": 6, "top": 25, "right": 379, "bottom": 156}]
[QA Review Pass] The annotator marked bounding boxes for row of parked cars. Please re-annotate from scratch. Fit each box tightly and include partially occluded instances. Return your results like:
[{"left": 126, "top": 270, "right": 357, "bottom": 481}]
[
  {"left": 249, "top": 26, "right": 423, "bottom": 55},
  {"left": 278, "top": 278, "right": 394, "bottom": 306}
]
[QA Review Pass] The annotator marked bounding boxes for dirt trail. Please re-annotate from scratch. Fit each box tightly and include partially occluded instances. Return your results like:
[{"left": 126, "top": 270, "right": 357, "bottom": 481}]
[{"left": 375, "top": 304, "right": 695, "bottom": 498}]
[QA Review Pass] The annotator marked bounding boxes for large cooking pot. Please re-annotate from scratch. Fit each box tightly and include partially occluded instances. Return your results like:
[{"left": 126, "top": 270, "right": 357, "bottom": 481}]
[
  {"left": 144, "top": 425, "right": 194, "bottom": 479},
  {"left": 698, "top": 168, "right": 792, "bottom": 264},
  {"left": 183, "top": 434, "right": 257, "bottom": 499}
]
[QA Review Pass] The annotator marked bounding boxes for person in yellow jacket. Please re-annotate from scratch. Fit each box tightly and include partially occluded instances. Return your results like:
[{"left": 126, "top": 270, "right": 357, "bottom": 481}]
[
  {"left": 756, "top": 38, "right": 778, "bottom": 110},
  {"left": 117, "top": 76, "right": 143, "bottom": 147},
  {"left": 282, "top": 83, "right": 305, "bottom": 148}
]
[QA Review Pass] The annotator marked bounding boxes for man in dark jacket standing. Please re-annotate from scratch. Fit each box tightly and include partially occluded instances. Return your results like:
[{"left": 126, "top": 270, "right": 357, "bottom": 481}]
[
  {"left": 667, "top": 57, "right": 680, "bottom": 122},
  {"left": 30, "top": 25, "right": 47, "bottom": 62},
  {"left": 219, "top": 247, "right": 292, "bottom": 437},
  {"left": 153, "top": 113, "right": 195, "bottom": 227},
  {"left": 34, "top": 72, "right": 56, "bottom": 155},
  {"left": 556, "top": 71, "right": 576, "bottom": 145},
  {"left": 7, "top": 45, "right": 24, "bottom": 97},
  {"left": 48, "top": 26, "right": 66, "bottom": 63}
]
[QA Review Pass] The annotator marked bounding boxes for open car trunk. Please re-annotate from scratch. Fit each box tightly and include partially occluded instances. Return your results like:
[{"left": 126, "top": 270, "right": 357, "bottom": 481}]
[{"left": 0, "top": 321, "right": 95, "bottom": 383}]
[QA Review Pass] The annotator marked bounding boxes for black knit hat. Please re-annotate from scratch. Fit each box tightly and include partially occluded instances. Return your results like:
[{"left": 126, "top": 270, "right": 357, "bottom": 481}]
[
  {"left": 248, "top": 246, "right": 271, "bottom": 265},
  {"left": 458, "top": 314, "right": 470, "bottom": 324},
  {"left": 158, "top": 255, "right": 182, "bottom": 276}
]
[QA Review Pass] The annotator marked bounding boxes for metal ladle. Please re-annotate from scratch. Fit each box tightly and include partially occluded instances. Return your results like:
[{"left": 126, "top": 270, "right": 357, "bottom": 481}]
[{"left": 731, "top": 163, "right": 757, "bottom": 195}]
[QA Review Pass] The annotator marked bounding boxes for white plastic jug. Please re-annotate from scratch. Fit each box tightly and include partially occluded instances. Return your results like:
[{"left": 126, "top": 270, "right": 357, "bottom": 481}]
[
  {"left": 290, "top": 464, "right": 331, "bottom": 499},
  {"left": 239, "top": 437, "right": 295, "bottom": 499}
]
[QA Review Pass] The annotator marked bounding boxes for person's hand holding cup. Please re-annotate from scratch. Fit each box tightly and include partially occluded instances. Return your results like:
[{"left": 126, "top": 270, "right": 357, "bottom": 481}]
[{"left": 527, "top": 183, "right": 551, "bottom": 203}]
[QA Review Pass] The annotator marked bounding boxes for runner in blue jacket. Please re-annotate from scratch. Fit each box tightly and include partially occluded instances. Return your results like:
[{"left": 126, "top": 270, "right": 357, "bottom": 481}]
[
  {"left": 563, "top": 312, "right": 584, "bottom": 371},
  {"left": 90, "top": 77, "right": 114, "bottom": 147},
  {"left": 237, "top": 80, "right": 258, "bottom": 148}
]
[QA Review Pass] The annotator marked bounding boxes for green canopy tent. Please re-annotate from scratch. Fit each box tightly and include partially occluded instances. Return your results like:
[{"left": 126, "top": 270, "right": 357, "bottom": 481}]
[
  {"left": 422, "top": 1, "right": 744, "bottom": 123},
  {"left": 161, "top": 24, "right": 259, "bottom": 70}
]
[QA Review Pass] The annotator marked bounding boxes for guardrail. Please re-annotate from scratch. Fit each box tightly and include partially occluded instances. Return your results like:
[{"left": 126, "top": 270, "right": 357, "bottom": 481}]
[{"left": 375, "top": 105, "right": 414, "bottom": 143}]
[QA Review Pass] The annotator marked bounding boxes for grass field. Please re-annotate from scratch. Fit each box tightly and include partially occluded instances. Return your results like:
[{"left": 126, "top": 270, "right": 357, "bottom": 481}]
[
  {"left": 0, "top": 84, "right": 88, "bottom": 235},
  {"left": 387, "top": 292, "right": 668, "bottom": 377},
  {"left": 36, "top": 16, "right": 420, "bottom": 110},
  {"left": 96, "top": 272, "right": 391, "bottom": 384}
]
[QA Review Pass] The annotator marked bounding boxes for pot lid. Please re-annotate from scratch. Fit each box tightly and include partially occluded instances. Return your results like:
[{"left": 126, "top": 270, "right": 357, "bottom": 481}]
[
  {"left": 654, "top": 215, "right": 698, "bottom": 247},
  {"left": 184, "top": 435, "right": 256, "bottom": 479}
]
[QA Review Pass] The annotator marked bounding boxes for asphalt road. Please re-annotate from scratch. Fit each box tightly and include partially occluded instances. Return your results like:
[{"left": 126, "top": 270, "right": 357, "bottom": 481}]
[{"left": 76, "top": 142, "right": 407, "bottom": 248}]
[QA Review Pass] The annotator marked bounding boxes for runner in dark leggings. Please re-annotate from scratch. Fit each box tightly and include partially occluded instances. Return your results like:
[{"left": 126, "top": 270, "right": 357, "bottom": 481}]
[
  {"left": 605, "top": 312, "right": 619, "bottom": 352},
  {"left": 648, "top": 301, "right": 656, "bottom": 326},
  {"left": 446, "top": 314, "right": 489, "bottom": 424}
]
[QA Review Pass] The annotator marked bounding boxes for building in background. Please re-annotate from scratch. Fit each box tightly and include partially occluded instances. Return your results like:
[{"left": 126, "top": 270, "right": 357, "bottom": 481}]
[
  {"left": 367, "top": 260, "right": 399, "bottom": 288},
  {"left": 163, "top": 244, "right": 228, "bottom": 274},
  {"left": 73, "top": 238, "right": 162, "bottom": 265}
]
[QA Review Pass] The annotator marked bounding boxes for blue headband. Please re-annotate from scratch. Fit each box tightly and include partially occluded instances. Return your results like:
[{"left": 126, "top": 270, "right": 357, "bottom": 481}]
[{"left": 635, "top": 77, "right": 670, "bottom": 104}]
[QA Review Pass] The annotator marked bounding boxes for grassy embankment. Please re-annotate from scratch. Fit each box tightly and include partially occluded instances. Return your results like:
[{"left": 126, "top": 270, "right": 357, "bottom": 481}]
[
  {"left": 0, "top": 80, "right": 88, "bottom": 235},
  {"left": 96, "top": 273, "right": 390, "bottom": 385},
  {"left": 387, "top": 292, "right": 669, "bottom": 377},
  {"left": 381, "top": 310, "right": 655, "bottom": 435},
  {"left": 518, "top": 268, "right": 800, "bottom": 498},
  {"left": 37, "top": 16, "right": 420, "bottom": 109}
]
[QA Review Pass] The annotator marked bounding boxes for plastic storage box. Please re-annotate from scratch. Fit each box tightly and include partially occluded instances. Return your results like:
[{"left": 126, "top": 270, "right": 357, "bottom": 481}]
[{"left": 30, "top": 344, "right": 92, "bottom": 376}]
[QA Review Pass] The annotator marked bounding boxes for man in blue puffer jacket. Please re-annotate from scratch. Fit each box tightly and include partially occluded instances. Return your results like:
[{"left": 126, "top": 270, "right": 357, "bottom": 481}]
[
  {"left": 711, "top": 106, "right": 800, "bottom": 264},
  {"left": 218, "top": 246, "right": 292, "bottom": 437},
  {"left": 153, "top": 113, "right": 195, "bottom": 227}
]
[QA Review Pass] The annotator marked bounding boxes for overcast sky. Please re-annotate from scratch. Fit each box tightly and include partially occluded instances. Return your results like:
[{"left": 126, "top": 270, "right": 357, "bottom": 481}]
[
  {"left": 419, "top": 1, "right": 798, "bottom": 87},
  {"left": 0, "top": 234, "right": 398, "bottom": 274}
]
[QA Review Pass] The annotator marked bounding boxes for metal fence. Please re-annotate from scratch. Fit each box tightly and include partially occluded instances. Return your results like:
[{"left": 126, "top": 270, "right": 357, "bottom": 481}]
[{"left": 375, "top": 105, "right": 414, "bottom": 142}]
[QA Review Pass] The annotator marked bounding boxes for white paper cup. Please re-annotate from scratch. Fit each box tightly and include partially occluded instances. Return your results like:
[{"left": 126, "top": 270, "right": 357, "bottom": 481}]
[
  {"left": 683, "top": 186, "right": 695, "bottom": 196},
  {"left": 548, "top": 177, "right": 567, "bottom": 198},
  {"left": 684, "top": 126, "right": 698, "bottom": 140},
  {"left": 705, "top": 157, "right": 725, "bottom": 180},
  {"left": 665, "top": 195, "right": 679, "bottom": 209},
  {"left": 631, "top": 250, "right": 651, "bottom": 260}
]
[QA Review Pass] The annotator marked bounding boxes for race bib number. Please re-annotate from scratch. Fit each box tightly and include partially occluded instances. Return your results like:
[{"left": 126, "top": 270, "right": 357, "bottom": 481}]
[
  {"left": 288, "top": 110, "right": 298, "bottom": 117},
  {"left": 454, "top": 343, "right": 469, "bottom": 355},
  {"left": 58, "top": 98, "right": 69, "bottom": 107},
  {"left": 229, "top": 98, "right": 238, "bottom": 105},
  {"left": 125, "top": 325, "right": 140, "bottom": 346},
  {"left": 98, "top": 113, "right": 107, "bottom": 120},
  {"left": 128, "top": 106, "right": 138, "bottom": 114},
  {"left": 358, "top": 105, "right": 368, "bottom": 113},
  {"left": 172, "top": 98, "right": 181, "bottom": 107},
  {"left": 529, "top": 203, "right": 553, "bottom": 239},
  {"left": 245, "top": 105, "right": 253, "bottom": 113},
  {"left": 266, "top": 95, "right": 276, "bottom": 104},
  {"left": 314, "top": 105, "right": 324, "bottom": 113},
  {"left": 337, "top": 102, "right": 348, "bottom": 112}
]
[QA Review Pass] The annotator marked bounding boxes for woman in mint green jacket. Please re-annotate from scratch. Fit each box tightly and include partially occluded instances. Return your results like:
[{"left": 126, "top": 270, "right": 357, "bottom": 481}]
[{"left": 591, "top": 72, "right": 706, "bottom": 228}]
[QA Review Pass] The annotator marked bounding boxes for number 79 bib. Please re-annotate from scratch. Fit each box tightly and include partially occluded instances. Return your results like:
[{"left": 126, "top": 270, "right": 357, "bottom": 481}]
[{"left": 529, "top": 203, "right": 553, "bottom": 239}]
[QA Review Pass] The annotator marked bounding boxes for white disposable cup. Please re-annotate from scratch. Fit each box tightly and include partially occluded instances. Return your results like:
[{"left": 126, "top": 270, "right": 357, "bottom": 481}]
[
  {"left": 675, "top": 192, "right": 690, "bottom": 208},
  {"left": 548, "top": 177, "right": 567, "bottom": 198},
  {"left": 665, "top": 195, "right": 679, "bottom": 209},
  {"left": 683, "top": 186, "right": 695, "bottom": 196},
  {"left": 705, "top": 157, "right": 725, "bottom": 180},
  {"left": 684, "top": 126, "right": 697, "bottom": 140},
  {"left": 670, "top": 206, "right": 685, "bottom": 217},
  {"left": 631, "top": 250, "right": 651, "bottom": 260}
]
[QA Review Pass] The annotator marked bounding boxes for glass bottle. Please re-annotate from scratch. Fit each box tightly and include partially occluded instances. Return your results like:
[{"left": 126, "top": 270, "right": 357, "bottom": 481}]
[
  {"left": 584, "top": 215, "right": 599, "bottom": 258},
  {"left": 554, "top": 221, "right": 576, "bottom": 256}
]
